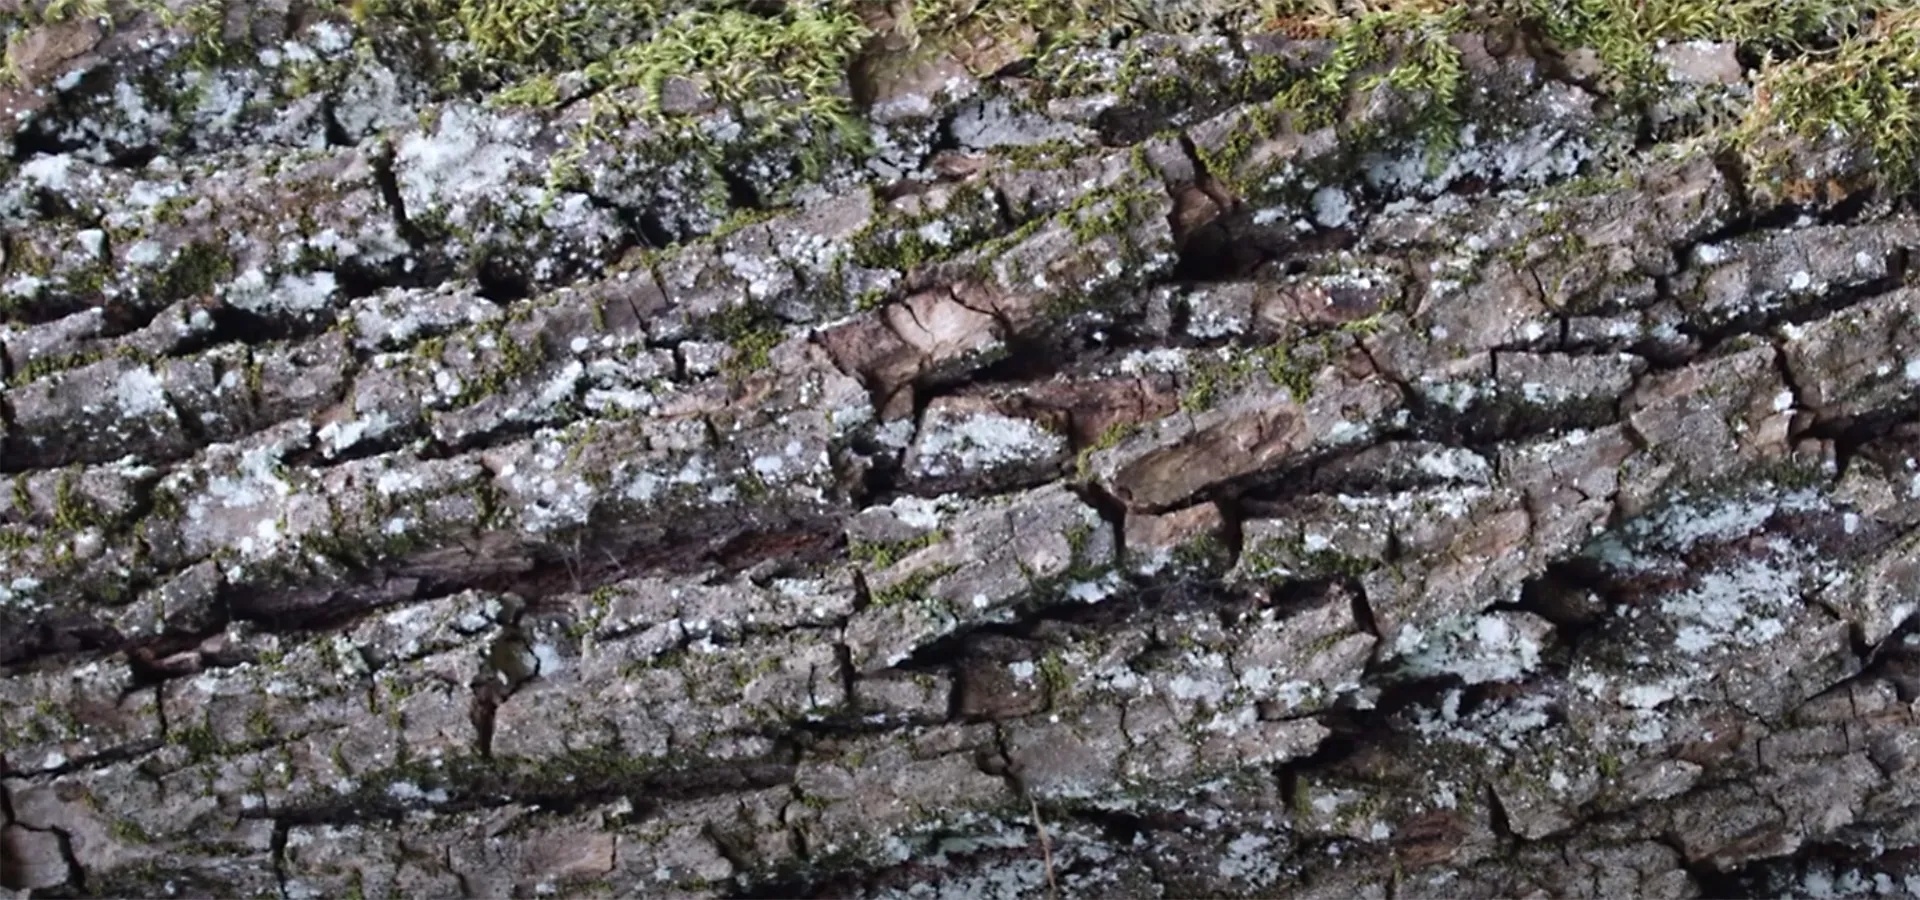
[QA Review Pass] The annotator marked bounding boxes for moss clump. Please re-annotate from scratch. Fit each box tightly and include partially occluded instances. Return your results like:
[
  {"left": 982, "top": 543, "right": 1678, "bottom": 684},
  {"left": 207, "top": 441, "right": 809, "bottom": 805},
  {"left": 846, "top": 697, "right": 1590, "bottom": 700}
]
[
  {"left": 1256, "top": 342, "right": 1318, "bottom": 403},
  {"left": 1736, "top": 7, "right": 1920, "bottom": 192},
  {"left": 52, "top": 468, "right": 107, "bottom": 531},
  {"left": 1167, "top": 532, "right": 1229, "bottom": 572},
  {"left": 110, "top": 818, "right": 154, "bottom": 844},
  {"left": 1036, "top": 648, "right": 1074, "bottom": 700},
  {"left": 1180, "top": 337, "right": 1318, "bottom": 412},
  {"left": 419, "top": 0, "right": 870, "bottom": 142},
  {"left": 33, "top": 0, "right": 113, "bottom": 22},
  {"left": 849, "top": 530, "right": 947, "bottom": 569},
  {"left": 1287, "top": 5, "right": 1465, "bottom": 136},
  {"left": 1066, "top": 188, "right": 1160, "bottom": 245},
  {"left": 1528, "top": 0, "right": 1885, "bottom": 98},
  {"left": 733, "top": 468, "right": 770, "bottom": 501},
  {"left": 709, "top": 303, "right": 785, "bottom": 383},
  {"left": 868, "top": 562, "right": 960, "bottom": 607},
  {"left": 849, "top": 182, "right": 1004, "bottom": 277},
  {"left": 1514, "top": 2, "right": 1920, "bottom": 189},
  {"left": 246, "top": 708, "right": 277, "bottom": 741},
  {"left": 1193, "top": 5, "right": 1470, "bottom": 190},
  {"left": 152, "top": 242, "right": 234, "bottom": 302},
  {"left": 1075, "top": 420, "right": 1140, "bottom": 480},
  {"left": 1179, "top": 356, "right": 1232, "bottom": 413},
  {"left": 172, "top": 722, "right": 223, "bottom": 762},
  {"left": 451, "top": 321, "right": 550, "bottom": 405},
  {"left": 7, "top": 350, "right": 106, "bottom": 387}
]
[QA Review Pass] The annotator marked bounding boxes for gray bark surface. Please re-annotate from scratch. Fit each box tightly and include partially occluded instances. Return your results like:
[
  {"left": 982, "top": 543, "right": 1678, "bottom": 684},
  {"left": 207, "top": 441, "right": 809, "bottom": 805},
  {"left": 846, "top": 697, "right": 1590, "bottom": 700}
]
[{"left": 3, "top": 5, "right": 1920, "bottom": 898}]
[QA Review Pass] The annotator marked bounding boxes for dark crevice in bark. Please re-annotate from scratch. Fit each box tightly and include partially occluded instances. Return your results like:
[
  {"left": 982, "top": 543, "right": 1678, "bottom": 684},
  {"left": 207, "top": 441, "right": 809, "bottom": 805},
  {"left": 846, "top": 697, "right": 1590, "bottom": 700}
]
[
  {"left": 1679, "top": 277, "right": 1911, "bottom": 365},
  {"left": 1499, "top": 560, "right": 1612, "bottom": 651},
  {"left": 473, "top": 251, "right": 536, "bottom": 305},
  {"left": 370, "top": 140, "right": 427, "bottom": 249},
  {"left": 321, "top": 98, "right": 355, "bottom": 149},
  {"left": 270, "top": 819, "right": 292, "bottom": 898},
  {"left": 264, "top": 755, "right": 802, "bottom": 829}
]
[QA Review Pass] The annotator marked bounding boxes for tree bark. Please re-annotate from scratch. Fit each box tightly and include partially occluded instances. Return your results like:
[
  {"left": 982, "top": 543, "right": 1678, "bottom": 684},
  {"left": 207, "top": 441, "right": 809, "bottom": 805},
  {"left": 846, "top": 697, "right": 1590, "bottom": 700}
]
[{"left": 3, "top": 5, "right": 1920, "bottom": 898}]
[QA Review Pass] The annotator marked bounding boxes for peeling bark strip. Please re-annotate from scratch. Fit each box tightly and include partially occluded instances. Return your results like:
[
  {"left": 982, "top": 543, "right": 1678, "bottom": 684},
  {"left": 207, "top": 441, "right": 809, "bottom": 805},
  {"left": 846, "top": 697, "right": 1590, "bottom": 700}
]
[{"left": 3, "top": 0, "right": 1920, "bottom": 897}]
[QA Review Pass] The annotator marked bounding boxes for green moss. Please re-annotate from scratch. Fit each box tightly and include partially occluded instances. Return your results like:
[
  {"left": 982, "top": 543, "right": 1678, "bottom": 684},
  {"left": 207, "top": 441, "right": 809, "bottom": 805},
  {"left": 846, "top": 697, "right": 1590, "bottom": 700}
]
[
  {"left": 1180, "top": 347, "right": 1257, "bottom": 412},
  {"left": 1168, "top": 532, "right": 1229, "bottom": 572},
  {"left": 1238, "top": 542, "right": 1288, "bottom": 579},
  {"left": 1198, "top": 7, "right": 1469, "bottom": 190},
  {"left": 452, "top": 321, "right": 550, "bottom": 404},
  {"left": 36, "top": 0, "right": 113, "bottom": 23},
  {"left": 143, "top": 479, "right": 182, "bottom": 514},
  {"left": 413, "top": 335, "right": 449, "bottom": 362},
  {"left": 1066, "top": 188, "right": 1157, "bottom": 245},
  {"left": 425, "top": 0, "right": 871, "bottom": 183},
  {"left": 849, "top": 530, "right": 947, "bottom": 569},
  {"left": 173, "top": 722, "right": 222, "bottom": 762},
  {"left": 33, "top": 698, "right": 80, "bottom": 734},
  {"left": 1, "top": 235, "right": 51, "bottom": 280},
  {"left": 1036, "top": 649, "right": 1074, "bottom": 699},
  {"left": 52, "top": 468, "right": 106, "bottom": 531},
  {"left": 848, "top": 181, "right": 1003, "bottom": 278},
  {"left": 496, "top": 71, "right": 563, "bottom": 107},
  {"left": 1504, "top": 1, "right": 1920, "bottom": 189},
  {"left": 1255, "top": 341, "right": 1318, "bottom": 403},
  {"left": 153, "top": 241, "right": 234, "bottom": 302},
  {"left": 1179, "top": 358, "right": 1230, "bottom": 413},
  {"left": 151, "top": 198, "right": 200, "bottom": 229},
  {"left": 1737, "top": 8, "right": 1920, "bottom": 191},
  {"left": 868, "top": 562, "right": 960, "bottom": 608},
  {"left": 619, "top": 644, "right": 691, "bottom": 675},
  {"left": 709, "top": 303, "right": 784, "bottom": 384},
  {"left": 1074, "top": 420, "right": 1140, "bottom": 480},
  {"left": 1181, "top": 331, "right": 1337, "bottom": 413},
  {"left": 728, "top": 654, "right": 783, "bottom": 689},
  {"left": 1064, "top": 521, "right": 1095, "bottom": 561},
  {"left": 110, "top": 818, "right": 153, "bottom": 844},
  {"left": 1302, "top": 548, "right": 1377, "bottom": 578},
  {"left": 1531, "top": 1, "right": 1868, "bottom": 93},
  {"left": 734, "top": 468, "right": 769, "bottom": 501},
  {"left": 328, "top": 740, "right": 354, "bottom": 777},
  {"left": 246, "top": 708, "right": 276, "bottom": 742}
]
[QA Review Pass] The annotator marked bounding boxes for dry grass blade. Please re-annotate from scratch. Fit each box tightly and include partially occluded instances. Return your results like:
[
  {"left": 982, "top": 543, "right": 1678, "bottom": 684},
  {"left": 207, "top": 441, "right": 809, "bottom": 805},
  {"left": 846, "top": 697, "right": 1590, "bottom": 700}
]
[{"left": 1030, "top": 794, "right": 1061, "bottom": 900}]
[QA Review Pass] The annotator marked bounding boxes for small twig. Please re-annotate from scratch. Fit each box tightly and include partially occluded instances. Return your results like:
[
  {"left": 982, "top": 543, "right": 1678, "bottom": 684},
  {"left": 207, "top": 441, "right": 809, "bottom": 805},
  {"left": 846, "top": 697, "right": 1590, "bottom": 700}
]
[
  {"left": 1029, "top": 794, "right": 1060, "bottom": 900},
  {"left": 599, "top": 546, "right": 630, "bottom": 581}
]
